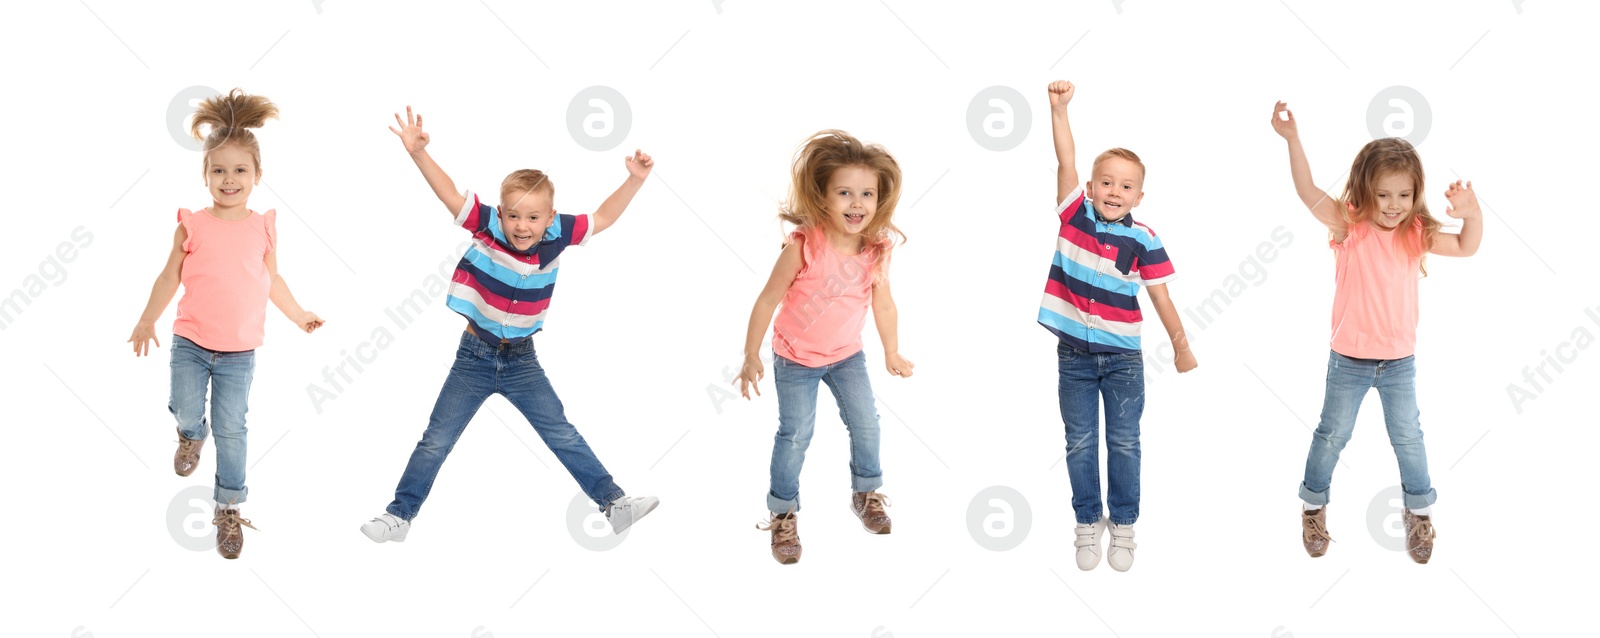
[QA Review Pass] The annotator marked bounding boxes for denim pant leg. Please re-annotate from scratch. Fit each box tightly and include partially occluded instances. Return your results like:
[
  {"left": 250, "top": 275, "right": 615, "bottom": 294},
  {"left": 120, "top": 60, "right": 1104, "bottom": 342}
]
[
  {"left": 769, "top": 353, "right": 824, "bottom": 513},
  {"left": 1057, "top": 342, "right": 1104, "bottom": 525},
  {"left": 1299, "top": 351, "right": 1373, "bottom": 506},
  {"left": 1102, "top": 352, "right": 1144, "bottom": 526},
  {"left": 500, "top": 344, "right": 625, "bottom": 511},
  {"left": 388, "top": 335, "right": 495, "bottom": 521},
  {"left": 1376, "top": 356, "right": 1436, "bottom": 510},
  {"left": 820, "top": 350, "right": 883, "bottom": 494},
  {"left": 169, "top": 336, "right": 212, "bottom": 443},
  {"left": 208, "top": 349, "right": 256, "bottom": 506}
]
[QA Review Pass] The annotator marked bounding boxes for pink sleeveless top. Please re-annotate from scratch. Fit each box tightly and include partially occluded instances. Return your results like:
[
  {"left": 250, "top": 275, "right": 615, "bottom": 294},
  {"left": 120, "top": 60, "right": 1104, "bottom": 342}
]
[
  {"left": 172, "top": 208, "right": 276, "bottom": 352},
  {"left": 1329, "top": 219, "right": 1421, "bottom": 360},
  {"left": 771, "top": 227, "right": 882, "bottom": 367}
]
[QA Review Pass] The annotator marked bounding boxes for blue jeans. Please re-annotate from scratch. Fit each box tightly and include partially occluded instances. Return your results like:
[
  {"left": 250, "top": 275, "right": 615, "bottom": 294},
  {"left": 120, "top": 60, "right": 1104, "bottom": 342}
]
[
  {"left": 169, "top": 335, "right": 256, "bottom": 505},
  {"left": 1057, "top": 341, "right": 1144, "bottom": 526},
  {"left": 1300, "top": 351, "right": 1436, "bottom": 510},
  {"left": 767, "top": 349, "right": 884, "bottom": 513},
  {"left": 386, "top": 332, "right": 626, "bottom": 521}
]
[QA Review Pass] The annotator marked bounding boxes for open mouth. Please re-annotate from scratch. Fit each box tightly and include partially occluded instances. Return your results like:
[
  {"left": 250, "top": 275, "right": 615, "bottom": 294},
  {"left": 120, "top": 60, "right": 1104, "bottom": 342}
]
[
  {"left": 1101, "top": 201, "right": 1123, "bottom": 211},
  {"left": 844, "top": 212, "right": 865, "bottom": 225},
  {"left": 1382, "top": 211, "right": 1403, "bottom": 221},
  {"left": 512, "top": 234, "right": 534, "bottom": 244},
  {"left": 220, "top": 188, "right": 241, "bottom": 196}
]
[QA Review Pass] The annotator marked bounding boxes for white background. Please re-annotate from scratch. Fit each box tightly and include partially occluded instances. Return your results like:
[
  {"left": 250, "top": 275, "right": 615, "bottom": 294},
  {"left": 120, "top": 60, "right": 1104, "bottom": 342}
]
[{"left": 2, "top": 1, "right": 1594, "bottom": 636}]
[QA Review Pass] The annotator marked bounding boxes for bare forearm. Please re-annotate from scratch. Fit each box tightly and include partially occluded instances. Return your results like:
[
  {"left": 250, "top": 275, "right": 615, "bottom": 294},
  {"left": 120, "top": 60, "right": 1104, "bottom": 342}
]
[
  {"left": 874, "top": 302, "right": 900, "bottom": 354},
  {"left": 594, "top": 175, "right": 646, "bottom": 232},
  {"left": 1150, "top": 294, "right": 1190, "bottom": 351},
  {"left": 269, "top": 276, "right": 306, "bottom": 319},
  {"left": 410, "top": 150, "right": 460, "bottom": 206},
  {"left": 1456, "top": 215, "right": 1483, "bottom": 255},
  {"left": 1052, "top": 105, "right": 1077, "bottom": 198},
  {"left": 137, "top": 275, "right": 180, "bottom": 325},
  {"left": 1284, "top": 137, "right": 1324, "bottom": 208},
  {"left": 743, "top": 301, "right": 778, "bottom": 359}
]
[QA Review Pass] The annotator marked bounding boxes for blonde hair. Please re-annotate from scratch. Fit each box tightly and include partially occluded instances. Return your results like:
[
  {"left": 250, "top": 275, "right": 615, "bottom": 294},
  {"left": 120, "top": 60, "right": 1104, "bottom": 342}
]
[
  {"left": 1090, "top": 147, "right": 1146, "bottom": 183},
  {"left": 191, "top": 88, "right": 278, "bottom": 174},
  {"left": 500, "top": 169, "right": 555, "bottom": 208},
  {"left": 1338, "top": 137, "right": 1441, "bottom": 276},
  {"left": 780, "top": 130, "right": 905, "bottom": 268}
]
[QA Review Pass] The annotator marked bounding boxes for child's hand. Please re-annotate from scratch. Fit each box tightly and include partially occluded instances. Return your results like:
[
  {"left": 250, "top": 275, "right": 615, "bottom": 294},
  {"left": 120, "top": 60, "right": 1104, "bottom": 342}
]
[
  {"left": 296, "top": 312, "right": 325, "bottom": 334},
  {"left": 388, "top": 106, "right": 430, "bottom": 154},
  {"left": 885, "top": 352, "right": 915, "bottom": 378},
  {"left": 1174, "top": 347, "right": 1197, "bottom": 373},
  {"left": 1443, "top": 180, "right": 1480, "bottom": 220},
  {"left": 127, "top": 322, "right": 160, "bottom": 357},
  {"left": 734, "top": 354, "right": 763, "bottom": 400},
  {"left": 625, "top": 149, "right": 654, "bottom": 181},
  {"left": 1271, "top": 101, "right": 1299, "bottom": 140},
  {"left": 1047, "top": 80, "right": 1075, "bottom": 107}
]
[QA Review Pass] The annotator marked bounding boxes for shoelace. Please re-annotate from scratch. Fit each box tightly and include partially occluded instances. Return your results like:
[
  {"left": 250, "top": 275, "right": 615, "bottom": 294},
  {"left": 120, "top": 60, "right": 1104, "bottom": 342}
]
[
  {"left": 757, "top": 511, "right": 799, "bottom": 544},
  {"left": 1302, "top": 511, "right": 1334, "bottom": 544},
  {"left": 1408, "top": 517, "right": 1436, "bottom": 545},
  {"left": 859, "top": 492, "right": 891, "bottom": 521},
  {"left": 212, "top": 507, "right": 258, "bottom": 541}
]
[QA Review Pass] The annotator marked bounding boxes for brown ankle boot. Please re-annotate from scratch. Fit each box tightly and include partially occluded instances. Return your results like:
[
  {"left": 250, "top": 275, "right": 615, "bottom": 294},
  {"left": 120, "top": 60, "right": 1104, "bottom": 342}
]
[
  {"left": 212, "top": 504, "right": 257, "bottom": 560},
  {"left": 852, "top": 491, "right": 892, "bottom": 534},
  {"left": 175, "top": 428, "right": 204, "bottom": 477},
  {"left": 1403, "top": 509, "right": 1435, "bottom": 564},
  {"left": 1301, "top": 506, "right": 1332, "bottom": 558},
  {"left": 757, "top": 509, "right": 801, "bottom": 565}
]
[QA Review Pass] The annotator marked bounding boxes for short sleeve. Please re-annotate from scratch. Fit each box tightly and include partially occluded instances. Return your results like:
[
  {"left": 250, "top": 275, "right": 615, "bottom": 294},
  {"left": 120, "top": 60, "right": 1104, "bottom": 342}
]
[
  {"left": 455, "top": 190, "right": 491, "bottom": 232},
  {"left": 177, "top": 208, "right": 196, "bottom": 252},
  {"left": 262, "top": 209, "right": 278, "bottom": 254},
  {"left": 1134, "top": 229, "right": 1176, "bottom": 286},
  {"left": 569, "top": 214, "right": 593, "bottom": 247},
  {"left": 1056, "top": 186, "right": 1088, "bottom": 221}
]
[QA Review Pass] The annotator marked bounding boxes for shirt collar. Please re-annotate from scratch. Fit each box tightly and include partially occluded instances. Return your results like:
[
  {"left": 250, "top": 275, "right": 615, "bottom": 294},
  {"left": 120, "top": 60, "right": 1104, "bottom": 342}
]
[{"left": 1086, "top": 198, "right": 1134, "bottom": 228}]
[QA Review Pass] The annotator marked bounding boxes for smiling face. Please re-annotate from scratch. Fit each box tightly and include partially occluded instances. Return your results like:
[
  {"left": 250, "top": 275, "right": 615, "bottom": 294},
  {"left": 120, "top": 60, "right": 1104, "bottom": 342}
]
[
  {"left": 1086, "top": 156, "right": 1144, "bottom": 221},
  {"left": 1369, "top": 172, "right": 1415, "bottom": 230},
  {"left": 499, "top": 188, "right": 555, "bottom": 251},
  {"left": 204, "top": 143, "right": 260, "bottom": 206},
  {"left": 825, "top": 165, "right": 879, "bottom": 236}
]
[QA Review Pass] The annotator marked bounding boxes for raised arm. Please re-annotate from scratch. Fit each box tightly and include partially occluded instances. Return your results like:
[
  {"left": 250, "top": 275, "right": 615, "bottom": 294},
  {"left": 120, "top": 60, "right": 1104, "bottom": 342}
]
[
  {"left": 734, "top": 240, "right": 805, "bottom": 400},
  {"left": 127, "top": 223, "right": 188, "bottom": 356},
  {"left": 390, "top": 106, "right": 466, "bottom": 217},
  {"left": 871, "top": 276, "right": 914, "bottom": 378},
  {"left": 1272, "top": 102, "right": 1344, "bottom": 235},
  {"left": 1430, "top": 180, "right": 1483, "bottom": 257},
  {"left": 591, "top": 149, "right": 653, "bottom": 235},
  {"left": 1049, "top": 80, "right": 1078, "bottom": 204}
]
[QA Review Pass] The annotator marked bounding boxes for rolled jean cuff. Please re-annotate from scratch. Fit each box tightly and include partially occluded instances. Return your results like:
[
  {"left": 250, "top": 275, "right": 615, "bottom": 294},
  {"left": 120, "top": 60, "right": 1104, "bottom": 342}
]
[
  {"left": 215, "top": 486, "right": 248, "bottom": 507},
  {"left": 1298, "top": 483, "right": 1329, "bottom": 506},
  {"left": 851, "top": 474, "right": 884, "bottom": 494},
  {"left": 597, "top": 489, "right": 627, "bottom": 511},
  {"left": 766, "top": 492, "right": 799, "bottom": 515},
  {"left": 1403, "top": 488, "right": 1437, "bottom": 510}
]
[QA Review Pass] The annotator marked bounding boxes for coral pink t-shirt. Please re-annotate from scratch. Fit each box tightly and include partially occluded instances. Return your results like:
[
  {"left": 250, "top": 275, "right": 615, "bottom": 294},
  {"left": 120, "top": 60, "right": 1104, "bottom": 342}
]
[
  {"left": 1329, "top": 219, "right": 1421, "bottom": 360},
  {"left": 771, "top": 227, "right": 883, "bottom": 367},
  {"left": 172, "top": 208, "right": 276, "bottom": 352}
]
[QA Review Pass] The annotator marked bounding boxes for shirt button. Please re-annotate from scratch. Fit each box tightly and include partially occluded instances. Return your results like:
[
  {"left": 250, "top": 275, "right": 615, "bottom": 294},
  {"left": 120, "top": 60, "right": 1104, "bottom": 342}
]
[{"left": 1090, "top": 299, "right": 1095, "bottom": 304}]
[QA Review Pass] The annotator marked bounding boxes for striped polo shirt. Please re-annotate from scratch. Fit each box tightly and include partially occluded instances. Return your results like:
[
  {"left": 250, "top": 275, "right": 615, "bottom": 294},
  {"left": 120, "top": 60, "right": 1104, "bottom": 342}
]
[
  {"left": 1038, "top": 186, "right": 1176, "bottom": 354},
  {"left": 447, "top": 190, "right": 592, "bottom": 345}
]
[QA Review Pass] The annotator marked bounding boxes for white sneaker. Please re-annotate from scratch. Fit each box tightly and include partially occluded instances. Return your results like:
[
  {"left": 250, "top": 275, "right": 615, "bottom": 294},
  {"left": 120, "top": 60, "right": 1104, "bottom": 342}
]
[
  {"left": 361, "top": 513, "right": 410, "bottom": 543},
  {"left": 1074, "top": 519, "right": 1107, "bottom": 570},
  {"left": 1107, "top": 522, "right": 1136, "bottom": 572},
  {"left": 605, "top": 495, "right": 660, "bottom": 534}
]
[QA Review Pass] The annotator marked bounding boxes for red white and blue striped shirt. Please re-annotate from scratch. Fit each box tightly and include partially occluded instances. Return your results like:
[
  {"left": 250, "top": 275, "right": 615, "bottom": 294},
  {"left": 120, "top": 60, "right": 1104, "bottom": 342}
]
[
  {"left": 447, "top": 190, "right": 592, "bottom": 345},
  {"left": 1038, "top": 186, "right": 1176, "bottom": 354}
]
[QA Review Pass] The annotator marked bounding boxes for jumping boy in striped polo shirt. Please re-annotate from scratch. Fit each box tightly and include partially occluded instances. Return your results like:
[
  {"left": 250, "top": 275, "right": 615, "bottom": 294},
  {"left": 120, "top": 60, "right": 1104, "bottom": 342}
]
[
  {"left": 1038, "top": 81, "right": 1198, "bottom": 572},
  {"left": 361, "top": 106, "right": 659, "bottom": 542}
]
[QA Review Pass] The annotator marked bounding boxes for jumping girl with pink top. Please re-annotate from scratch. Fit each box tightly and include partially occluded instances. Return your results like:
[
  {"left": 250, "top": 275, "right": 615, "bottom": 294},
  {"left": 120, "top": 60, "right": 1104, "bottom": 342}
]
[
  {"left": 128, "top": 89, "right": 324, "bottom": 559},
  {"left": 734, "top": 130, "right": 912, "bottom": 564},
  {"left": 1272, "top": 101, "right": 1483, "bottom": 565}
]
